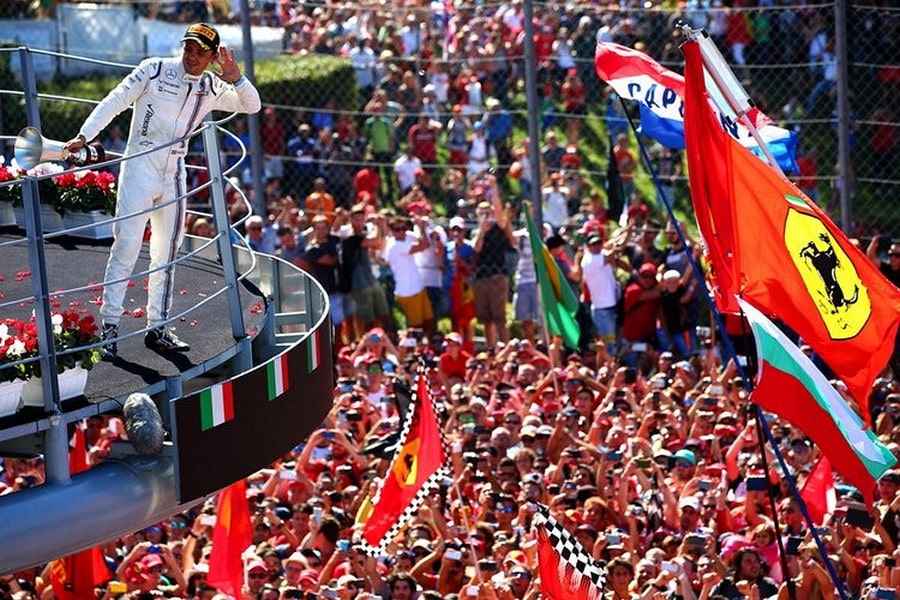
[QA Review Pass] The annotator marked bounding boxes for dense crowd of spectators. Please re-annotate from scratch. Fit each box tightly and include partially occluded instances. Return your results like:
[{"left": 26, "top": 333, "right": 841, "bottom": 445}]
[{"left": 3, "top": 321, "right": 900, "bottom": 600}]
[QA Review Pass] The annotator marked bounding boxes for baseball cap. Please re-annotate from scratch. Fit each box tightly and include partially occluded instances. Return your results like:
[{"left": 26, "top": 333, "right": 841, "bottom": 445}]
[
  {"left": 140, "top": 553, "right": 164, "bottom": 570},
  {"left": 678, "top": 495, "right": 701, "bottom": 511},
  {"left": 449, "top": 216, "right": 466, "bottom": 230},
  {"left": 182, "top": 23, "right": 220, "bottom": 52},
  {"left": 673, "top": 448, "right": 696, "bottom": 465},
  {"left": 879, "top": 469, "right": 900, "bottom": 485},
  {"left": 639, "top": 262, "right": 657, "bottom": 276},
  {"left": 446, "top": 332, "right": 463, "bottom": 344},
  {"left": 247, "top": 559, "right": 267, "bottom": 573},
  {"left": 298, "top": 569, "right": 319, "bottom": 586}
]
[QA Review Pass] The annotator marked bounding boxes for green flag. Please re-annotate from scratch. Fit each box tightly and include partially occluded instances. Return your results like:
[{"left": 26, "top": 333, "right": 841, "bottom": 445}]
[{"left": 525, "top": 206, "right": 581, "bottom": 349}]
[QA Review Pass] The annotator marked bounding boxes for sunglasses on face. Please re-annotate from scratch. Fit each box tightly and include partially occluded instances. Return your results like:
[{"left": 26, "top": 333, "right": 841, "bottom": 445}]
[{"left": 248, "top": 572, "right": 267, "bottom": 579}]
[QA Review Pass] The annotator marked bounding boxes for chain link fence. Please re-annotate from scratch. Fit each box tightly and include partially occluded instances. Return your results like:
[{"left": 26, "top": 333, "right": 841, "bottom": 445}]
[
  {"left": 3, "top": 1, "right": 897, "bottom": 340},
  {"left": 191, "top": 2, "right": 894, "bottom": 244}
]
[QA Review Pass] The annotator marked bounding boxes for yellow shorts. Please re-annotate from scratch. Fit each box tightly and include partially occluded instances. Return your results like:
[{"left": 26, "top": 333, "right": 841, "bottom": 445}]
[{"left": 396, "top": 289, "right": 434, "bottom": 327}]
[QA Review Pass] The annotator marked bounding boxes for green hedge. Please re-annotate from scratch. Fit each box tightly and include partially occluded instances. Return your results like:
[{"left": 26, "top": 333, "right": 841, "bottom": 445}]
[{"left": 0, "top": 52, "right": 357, "bottom": 143}]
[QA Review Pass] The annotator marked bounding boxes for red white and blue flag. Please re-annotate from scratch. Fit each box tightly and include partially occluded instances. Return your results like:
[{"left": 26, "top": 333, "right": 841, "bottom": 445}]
[{"left": 595, "top": 41, "right": 798, "bottom": 173}]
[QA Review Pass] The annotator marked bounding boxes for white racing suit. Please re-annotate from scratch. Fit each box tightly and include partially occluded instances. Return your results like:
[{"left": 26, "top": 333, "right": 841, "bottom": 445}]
[{"left": 79, "top": 56, "right": 261, "bottom": 328}]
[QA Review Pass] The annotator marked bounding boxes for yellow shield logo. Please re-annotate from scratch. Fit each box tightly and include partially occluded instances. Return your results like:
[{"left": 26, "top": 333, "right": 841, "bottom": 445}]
[
  {"left": 783, "top": 199, "right": 870, "bottom": 339},
  {"left": 392, "top": 437, "right": 420, "bottom": 486}
]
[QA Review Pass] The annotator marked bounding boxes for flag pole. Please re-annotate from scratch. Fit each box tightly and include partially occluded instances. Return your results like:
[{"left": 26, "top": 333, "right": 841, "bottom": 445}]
[
  {"left": 675, "top": 33, "right": 853, "bottom": 600},
  {"left": 681, "top": 26, "right": 783, "bottom": 173},
  {"left": 451, "top": 478, "right": 484, "bottom": 583}
]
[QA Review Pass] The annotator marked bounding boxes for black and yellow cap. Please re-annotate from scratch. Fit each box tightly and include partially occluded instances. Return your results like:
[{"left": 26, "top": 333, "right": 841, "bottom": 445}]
[{"left": 182, "top": 23, "right": 220, "bottom": 52}]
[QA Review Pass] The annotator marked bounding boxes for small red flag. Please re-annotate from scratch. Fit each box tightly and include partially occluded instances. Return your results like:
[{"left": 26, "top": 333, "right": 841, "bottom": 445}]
[
  {"left": 69, "top": 421, "right": 89, "bottom": 475},
  {"left": 361, "top": 372, "right": 447, "bottom": 553},
  {"left": 47, "top": 549, "right": 112, "bottom": 600},
  {"left": 801, "top": 456, "right": 837, "bottom": 525},
  {"left": 207, "top": 480, "right": 253, "bottom": 597},
  {"left": 535, "top": 507, "right": 606, "bottom": 600}
]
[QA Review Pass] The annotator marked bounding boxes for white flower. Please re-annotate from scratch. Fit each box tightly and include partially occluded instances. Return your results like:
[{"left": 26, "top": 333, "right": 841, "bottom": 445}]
[
  {"left": 7, "top": 338, "right": 26, "bottom": 358},
  {"left": 0, "top": 323, "right": 8, "bottom": 342},
  {"left": 51, "top": 313, "right": 64, "bottom": 336},
  {"left": 27, "top": 162, "right": 65, "bottom": 177}
]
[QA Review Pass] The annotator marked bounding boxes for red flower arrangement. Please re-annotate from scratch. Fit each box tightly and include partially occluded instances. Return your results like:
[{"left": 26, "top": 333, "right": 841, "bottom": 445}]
[
  {"left": 53, "top": 169, "right": 117, "bottom": 215},
  {"left": 0, "top": 308, "right": 101, "bottom": 383},
  {"left": 0, "top": 162, "right": 25, "bottom": 205}
]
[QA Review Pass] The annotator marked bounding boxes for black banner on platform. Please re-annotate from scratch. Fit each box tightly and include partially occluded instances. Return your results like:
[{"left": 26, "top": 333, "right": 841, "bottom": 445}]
[{"left": 173, "top": 323, "right": 333, "bottom": 502}]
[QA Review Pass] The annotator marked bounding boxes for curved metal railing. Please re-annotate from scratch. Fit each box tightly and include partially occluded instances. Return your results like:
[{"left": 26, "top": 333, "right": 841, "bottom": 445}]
[{"left": 0, "top": 47, "right": 262, "bottom": 393}]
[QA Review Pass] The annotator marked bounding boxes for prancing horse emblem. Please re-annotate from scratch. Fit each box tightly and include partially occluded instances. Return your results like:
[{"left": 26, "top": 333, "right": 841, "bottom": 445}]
[{"left": 799, "top": 233, "right": 859, "bottom": 314}]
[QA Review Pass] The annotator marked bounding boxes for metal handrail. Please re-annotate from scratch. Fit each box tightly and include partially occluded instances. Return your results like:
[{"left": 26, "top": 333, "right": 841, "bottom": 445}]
[{"left": 0, "top": 46, "right": 260, "bottom": 480}]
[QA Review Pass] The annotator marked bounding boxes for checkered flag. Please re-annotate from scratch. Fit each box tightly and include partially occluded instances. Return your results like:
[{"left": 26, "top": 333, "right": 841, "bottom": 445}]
[
  {"left": 359, "top": 370, "right": 448, "bottom": 555},
  {"left": 533, "top": 505, "right": 606, "bottom": 600}
]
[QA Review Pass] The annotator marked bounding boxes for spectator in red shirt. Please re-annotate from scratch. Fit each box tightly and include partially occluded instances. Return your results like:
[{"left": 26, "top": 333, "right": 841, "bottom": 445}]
[
  {"left": 353, "top": 166, "right": 381, "bottom": 206},
  {"left": 407, "top": 114, "right": 442, "bottom": 166},
  {"left": 621, "top": 262, "right": 662, "bottom": 368},
  {"left": 260, "top": 107, "right": 285, "bottom": 180},
  {"left": 438, "top": 332, "right": 470, "bottom": 389}
]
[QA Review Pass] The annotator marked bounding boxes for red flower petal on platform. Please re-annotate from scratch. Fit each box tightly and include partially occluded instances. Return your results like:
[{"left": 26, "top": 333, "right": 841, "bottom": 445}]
[
  {"left": 127, "top": 281, "right": 135, "bottom": 288},
  {"left": 179, "top": 289, "right": 187, "bottom": 295},
  {"left": 133, "top": 308, "right": 145, "bottom": 318}
]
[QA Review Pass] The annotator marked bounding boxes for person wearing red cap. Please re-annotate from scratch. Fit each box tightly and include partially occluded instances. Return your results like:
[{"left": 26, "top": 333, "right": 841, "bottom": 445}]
[
  {"left": 65, "top": 22, "right": 260, "bottom": 358},
  {"left": 116, "top": 541, "right": 186, "bottom": 595}
]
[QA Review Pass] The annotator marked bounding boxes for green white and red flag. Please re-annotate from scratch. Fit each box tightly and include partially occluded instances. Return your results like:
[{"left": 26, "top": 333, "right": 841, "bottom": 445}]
[{"left": 740, "top": 298, "right": 896, "bottom": 506}]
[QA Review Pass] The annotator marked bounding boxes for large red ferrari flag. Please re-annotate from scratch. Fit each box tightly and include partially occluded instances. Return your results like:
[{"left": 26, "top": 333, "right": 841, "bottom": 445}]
[
  {"left": 682, "top": 40, "right": 900, "bottom": 418},
  {"left": 361, "top": 373, "right": 447, "bottom": 553}
]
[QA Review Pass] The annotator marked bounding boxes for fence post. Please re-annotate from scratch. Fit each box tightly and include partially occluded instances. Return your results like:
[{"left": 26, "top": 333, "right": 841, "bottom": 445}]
[{"left": 834, "top": 0, "right": 852, "bottom": 232}]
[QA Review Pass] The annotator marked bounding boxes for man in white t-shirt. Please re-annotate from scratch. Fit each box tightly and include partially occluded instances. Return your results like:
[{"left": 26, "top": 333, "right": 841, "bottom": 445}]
[
  {"left": 383, "top": 215, "right": 434, "bottom": 333},
  {"left": 394, "top": 146, "right": 424, "bottom": 195},
  {"left": 348, "top": 37, "right": 376, "bottom": 95},
  {"left": 581, "top": 232, "right": 621, "bottom": 353},
  {"left": 411, "top": 205, "right": 448, "bottom": 324}
]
